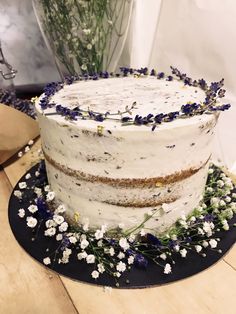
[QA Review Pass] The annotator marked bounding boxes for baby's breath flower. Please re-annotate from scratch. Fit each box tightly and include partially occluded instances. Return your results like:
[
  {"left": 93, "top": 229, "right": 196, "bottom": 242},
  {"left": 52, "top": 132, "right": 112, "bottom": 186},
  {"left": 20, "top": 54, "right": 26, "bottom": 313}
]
[
  {"left": 26, "top": 216, "right": 37, "bottom": 228},
  {"left": 203, "top": 222, "right": 213, "bottom": 237},
  {"left": 196, "top": 206, "right": 203, "bottom": 212},
  {"left": 97, "top": 240, "right": 103, "bottom": 247},
  {"left": 86, "top": 254, "right": 95, "bottom": 264},
  {"left": 81, "top": 64, "right": 87, "bottom": 71},
  {"left": 225, "top": 178, "right": 233, "bottom": 188},
  {"left": 164, "top": 263, "right": 172, "bottom": 274},
  {"left": 98, "top": 263, "right": 105, "bottom": 273},
  {"left": 210, "top": 197, "right": 219, "bottom": 207},
  {"left": 19, "top": 182, "right": 27, "bottom": 189},
  {"left": 83, "top": 28, "right": 91, "bottom": 35},
  {"left": 34, "top": 187, "right": 42, "bottom": 196},
  {"left": 53, "top": 215, "right": 64, "bottom": 225},
  {"left": 179, "top": 220, "right": 188, "bottom": 229},
  {"left": 119, "top": 238, "right": 130, "bottom": 251},
  {"left": 14, "top": 190, "right": 22, "bottom": 199},
  {"left": 171, "top": 234, "right": 177, "bottom": 240},
  {"left": 83, "top": 223, "right": 89, "bottom": 231},
  {"left": 46, "top": 191, "right": 55, "bottom": 202},
  {"left": 69, "top": 236, "right": 77, "bottom": 244},
  {"left": 28, "top": 204, "right": 38, "bottom": 213},
  {"left": 91, "top": 270, "right": 99, "bottom": 279},
  {"left": 118, "top": 252, "right": 125, "bottom": 259},
  {"left": 208, "top": 168, "right": 214, "bottom": 174},
  {"left": 174, "top": 245, "right": 180, "bottom": 252},
  {"left": 219, "top": 200, "right": 226, "bottom": 207},
  {"left": 225, "top": 196, "right": 231, "bottom": 203},
  {"left": 209, "top": 239, "right": 218, "bottom": 248},
  {"left": 195, "top": 245, "right": 202, "bottom": 253},
  {"left": 18, "top": 151, "right": 23, "bottom": 158},
  {"left": 116, "top": 261, "right": 126, "bottom": 272},
  {"left": 56, "top": 233, "right": 63, "bottom": 241},
  {"left": 44, "top": 185, "right": 50, "bottom": 192},
  {"left": 58, "top": 221, "right": 68, "bottom": 232},
  {"left": 35, "top": 171, "right": 40, "bottom": 177},
  {"left": 217, "top": 180, "right": 224, "bottom": 188},
  {"left": 128, "top": 234, "right": 135, "bottom": 243},
  {"left": 118, "top": 223, "right": 124, "bottom": 229},
  {"left": 25, "top": 173, "right": 31, "bottom": 180},
  {"left": 160, "top": 253, "right": 167, "bottom": 260},
  {"left": 206, "top": 187, "right": 213, "bottom": 193},
  {"left": 80, "top": 239, "right": 89, "bottom": 249},
  {"left": 202, "top": 240, "right": 208, "bottom": 248},
  {"left": 109, "top": 247, "right": 115, "bottom": 256},
  {"left": 80, "top": 234, "right": 87, "bottom": 241},
  {"left": 43, "top": 257, "right": 51, "bottom": 265},
  {"left": 45, "top": 219, "right": 56, "bottom": 228},
  {"left": 55, "top": 204, "right": 66, "bottom": 214},
  {"left": 198, "top": 227, "right": 204, "bottom": 235},
  {"left": 64, "top": 248, "right": 72, "bottom": 257},
  {"left": 128, "top": 256, "right": 134, "bottom": 265},
  {"left": 140, "top": 229, "right": 146, "bottom": 236},
  {"left": 24, "top": 146, "right": 30, "bottom": 153},
  {"left": 18, "top": 208, "right": 25, "bottom": 218},
  {"left": 180, "top": 248, "right": 187, "bottom": 258},
  {"left": 77, "top": 251, "right": 87, "bottom": 260},
  {"left": 222, "top": 219, "right": 229, "bottom": 230},
  {"left": 45, "top": 227, "right": 56, "bottom": 237},
  {"left": 95, "top": 229, "right": 104, "bottom": 240}
]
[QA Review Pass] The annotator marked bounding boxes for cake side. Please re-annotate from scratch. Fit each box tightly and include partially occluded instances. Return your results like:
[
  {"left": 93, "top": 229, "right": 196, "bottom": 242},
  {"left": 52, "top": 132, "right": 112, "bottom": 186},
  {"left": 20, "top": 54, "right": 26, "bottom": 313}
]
[{"left": 35, "top": 70, "right": 223, "bottom": 234}]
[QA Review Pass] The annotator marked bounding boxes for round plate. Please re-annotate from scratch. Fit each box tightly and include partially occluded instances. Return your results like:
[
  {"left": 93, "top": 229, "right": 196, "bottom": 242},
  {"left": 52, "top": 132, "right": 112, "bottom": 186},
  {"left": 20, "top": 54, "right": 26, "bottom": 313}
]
[{"left": 8, "top": 162, "right": 236, "bottom": 288}]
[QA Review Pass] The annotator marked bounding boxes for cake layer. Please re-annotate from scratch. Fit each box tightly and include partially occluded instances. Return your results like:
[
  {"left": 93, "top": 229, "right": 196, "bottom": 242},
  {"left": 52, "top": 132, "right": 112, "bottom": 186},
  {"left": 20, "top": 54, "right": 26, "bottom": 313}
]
[
  {"left": 45, "top": 158, "right": 209, "bottom": 232},
  {"left": 37, "top": 110, "right": 217, "bottom": 179}
]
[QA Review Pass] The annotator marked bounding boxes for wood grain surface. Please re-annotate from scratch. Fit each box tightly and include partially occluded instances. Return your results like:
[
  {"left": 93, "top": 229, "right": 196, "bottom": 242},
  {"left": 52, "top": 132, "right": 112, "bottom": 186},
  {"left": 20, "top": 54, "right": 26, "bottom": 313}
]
[{"left": 0, "top": 138, "right": 235, "bottom": 314}]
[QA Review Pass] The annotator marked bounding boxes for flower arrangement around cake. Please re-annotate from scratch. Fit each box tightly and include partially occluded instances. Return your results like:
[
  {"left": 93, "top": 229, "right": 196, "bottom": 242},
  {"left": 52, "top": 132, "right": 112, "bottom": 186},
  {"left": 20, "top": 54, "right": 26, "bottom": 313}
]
[{"left": 14, "top": 161, "right": 236, "bottom": 285}]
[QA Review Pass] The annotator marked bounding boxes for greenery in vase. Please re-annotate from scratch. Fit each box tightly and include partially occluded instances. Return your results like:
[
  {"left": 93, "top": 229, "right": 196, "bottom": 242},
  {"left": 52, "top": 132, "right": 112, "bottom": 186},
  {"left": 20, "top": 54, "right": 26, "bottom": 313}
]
[{"left": 39, "top": 0, "right": 131, "bottom": 75}]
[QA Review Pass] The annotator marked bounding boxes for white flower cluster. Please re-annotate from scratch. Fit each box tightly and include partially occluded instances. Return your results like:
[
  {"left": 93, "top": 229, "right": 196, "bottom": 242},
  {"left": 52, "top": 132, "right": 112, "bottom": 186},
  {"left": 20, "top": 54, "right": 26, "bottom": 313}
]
[
  {"left": 19, "top": 165, "right": 236, "bottom": 283},
  {"left": 17, "top": 139, "right": 34, "bottom": 158}
]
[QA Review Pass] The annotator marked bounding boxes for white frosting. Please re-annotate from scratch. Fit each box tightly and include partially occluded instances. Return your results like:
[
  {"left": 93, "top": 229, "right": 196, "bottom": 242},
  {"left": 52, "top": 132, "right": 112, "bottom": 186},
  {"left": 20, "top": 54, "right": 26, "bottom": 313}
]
[{"left": 36, "top": 75, "right": 218, "bottom": 233}]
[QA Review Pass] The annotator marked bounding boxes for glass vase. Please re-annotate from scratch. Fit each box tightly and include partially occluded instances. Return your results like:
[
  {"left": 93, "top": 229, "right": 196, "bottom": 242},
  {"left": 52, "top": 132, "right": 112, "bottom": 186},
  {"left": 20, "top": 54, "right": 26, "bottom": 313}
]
[{"left": 32, "top": 0, "right": 133, "bottom": 78}]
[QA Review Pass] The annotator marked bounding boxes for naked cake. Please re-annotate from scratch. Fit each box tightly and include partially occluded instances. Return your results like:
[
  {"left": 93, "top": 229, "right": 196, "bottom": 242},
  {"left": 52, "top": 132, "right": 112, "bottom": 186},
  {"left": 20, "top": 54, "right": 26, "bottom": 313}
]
[{"left": 35, "top": 68, "right": 225, "bottom": 234}]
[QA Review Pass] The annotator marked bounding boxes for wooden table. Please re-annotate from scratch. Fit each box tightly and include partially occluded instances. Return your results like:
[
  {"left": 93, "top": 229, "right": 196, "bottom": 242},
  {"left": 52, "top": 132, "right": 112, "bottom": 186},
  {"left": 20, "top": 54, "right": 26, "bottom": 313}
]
[{"left": 0, "top": 139, "right": 236, "bottom": 314}]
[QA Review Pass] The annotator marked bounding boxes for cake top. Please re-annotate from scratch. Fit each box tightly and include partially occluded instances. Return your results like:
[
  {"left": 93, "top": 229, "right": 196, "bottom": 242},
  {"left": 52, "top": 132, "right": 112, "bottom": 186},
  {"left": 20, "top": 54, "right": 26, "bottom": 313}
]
[
  {"left": 35, "top": 67, "right": 230, "bottom": 131},
  {"left": 50, "top": 76, "right": 204, "bottom": 117}
]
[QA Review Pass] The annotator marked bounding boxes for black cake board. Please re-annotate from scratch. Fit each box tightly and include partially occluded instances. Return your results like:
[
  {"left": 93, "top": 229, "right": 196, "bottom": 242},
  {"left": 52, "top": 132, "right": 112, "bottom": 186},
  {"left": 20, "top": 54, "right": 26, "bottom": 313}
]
[{"left": 8, "top": 163, "right": 236, "bottom": 289}]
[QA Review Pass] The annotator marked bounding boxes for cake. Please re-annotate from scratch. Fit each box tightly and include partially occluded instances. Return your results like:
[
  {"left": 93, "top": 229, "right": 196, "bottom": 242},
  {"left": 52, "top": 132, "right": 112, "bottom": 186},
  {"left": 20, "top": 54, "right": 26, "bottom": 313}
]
[{"left": 35, "top": 68, "right": 226, "bottom": 235}]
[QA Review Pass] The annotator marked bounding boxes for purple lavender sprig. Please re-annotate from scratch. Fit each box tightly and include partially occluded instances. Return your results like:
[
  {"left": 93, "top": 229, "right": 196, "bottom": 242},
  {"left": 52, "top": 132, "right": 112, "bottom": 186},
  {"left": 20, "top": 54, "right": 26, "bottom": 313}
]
[
  {"left": 0, "top": 89, "right": 36, "bottom": 119},
  {"left": 39, "top": 67, "right": 231, "bottom": 128}
]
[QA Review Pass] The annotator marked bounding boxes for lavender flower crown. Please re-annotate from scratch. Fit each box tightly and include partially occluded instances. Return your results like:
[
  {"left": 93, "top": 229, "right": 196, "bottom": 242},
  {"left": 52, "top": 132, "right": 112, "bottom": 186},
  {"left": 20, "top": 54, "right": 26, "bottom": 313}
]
[{"left": 39, "top": 66, "right": 230, "bottom": 131}]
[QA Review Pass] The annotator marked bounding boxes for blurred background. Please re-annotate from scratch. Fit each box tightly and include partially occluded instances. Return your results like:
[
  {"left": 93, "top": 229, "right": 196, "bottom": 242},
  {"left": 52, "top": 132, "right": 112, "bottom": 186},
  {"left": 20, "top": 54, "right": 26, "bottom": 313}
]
[{"left": 0, "top": 0, "right": 235, "bottom": 172}]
